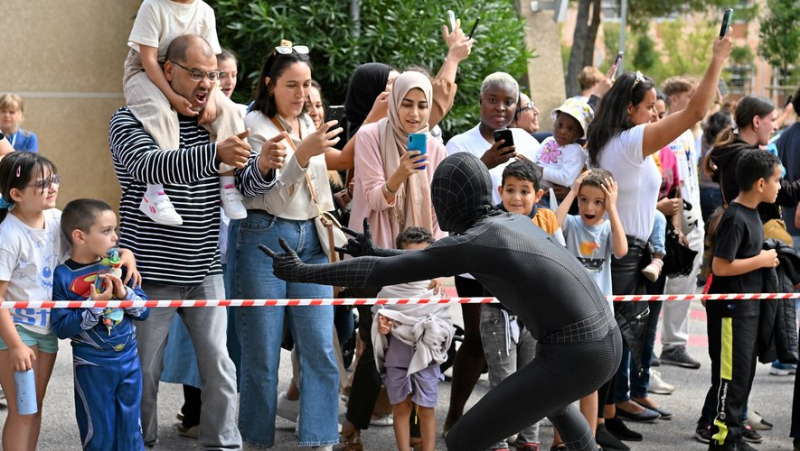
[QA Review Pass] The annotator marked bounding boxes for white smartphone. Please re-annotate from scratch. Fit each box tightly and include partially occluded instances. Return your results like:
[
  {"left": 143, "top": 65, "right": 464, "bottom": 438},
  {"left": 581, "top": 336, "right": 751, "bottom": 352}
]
[{"left": 447, "top": 10, "right": 456, "bottom": 30}]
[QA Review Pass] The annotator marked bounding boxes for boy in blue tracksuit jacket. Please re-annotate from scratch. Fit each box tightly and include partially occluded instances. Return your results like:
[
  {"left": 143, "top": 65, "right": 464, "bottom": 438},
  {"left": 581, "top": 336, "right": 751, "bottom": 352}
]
[{"left": 51, "top": 199, "right": 149, "bottom": 451}]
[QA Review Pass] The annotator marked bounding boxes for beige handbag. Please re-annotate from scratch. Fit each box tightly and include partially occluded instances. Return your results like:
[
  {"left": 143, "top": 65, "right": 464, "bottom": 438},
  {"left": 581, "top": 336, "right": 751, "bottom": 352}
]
[{"left": 305, "top": 172, "right": 348, "bottom": 262}]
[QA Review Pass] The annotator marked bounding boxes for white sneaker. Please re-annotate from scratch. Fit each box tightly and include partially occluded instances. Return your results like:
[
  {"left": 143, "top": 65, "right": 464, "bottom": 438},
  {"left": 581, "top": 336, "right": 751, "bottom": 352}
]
[
  {"left": 642, "top": 259, "right": 663, "bottom": 282},
  {"left": 276, "top": 391, "right": 300, "bottom": 423},
  {"left": 140, "top": 190, "right": 183, "bottom": 226},
  {"left": 221, "top": 183, "right": 247, "bottom": 220},
  {"left": 370, "top": 414, "right": 393, "bottom": 426},
  {"left": 647, "top": 370, "right": 675, "bottom": 395}
]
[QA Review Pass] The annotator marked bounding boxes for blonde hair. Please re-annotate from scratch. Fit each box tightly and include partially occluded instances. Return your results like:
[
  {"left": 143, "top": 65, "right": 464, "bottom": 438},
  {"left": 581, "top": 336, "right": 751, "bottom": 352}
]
[
  {"left": 0, "top": 94, "right": 24, "bottom": 113},
  {"left": 480, "top": 72, "right": 519, "bottom": 98},
  {"left": 578, "top": 66, "right": 604, "bottom": 91}
]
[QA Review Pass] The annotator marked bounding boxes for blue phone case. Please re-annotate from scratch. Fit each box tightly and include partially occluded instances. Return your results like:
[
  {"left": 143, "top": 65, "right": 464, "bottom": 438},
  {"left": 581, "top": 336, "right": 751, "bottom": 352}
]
[{"left": 408, "top": 133, "right": 427, "bottom": 169}]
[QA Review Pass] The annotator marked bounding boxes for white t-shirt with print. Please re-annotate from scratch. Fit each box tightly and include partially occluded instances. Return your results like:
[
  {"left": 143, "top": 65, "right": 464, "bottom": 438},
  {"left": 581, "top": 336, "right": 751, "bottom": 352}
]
[
  {"left": 445, "top": 125, "right": 541, "bottom": 205},
  {"left": 128, "top": 0, "right": 221, "bottom": 62},
  {"left": 596, "top": 124, "right": 661, "bottom": 242},
  {"left": 0, "top": 209, "right": 67, "bottom": 334}
]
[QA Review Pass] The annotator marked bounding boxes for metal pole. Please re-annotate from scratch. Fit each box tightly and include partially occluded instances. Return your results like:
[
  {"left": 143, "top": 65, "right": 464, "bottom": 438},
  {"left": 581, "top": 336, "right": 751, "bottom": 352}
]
[
  {"left": 619, "top": 0, "right": 628, "bottom": 73},
  {"left": 350, "top": 0, "right": 361, "bottom": 39}
]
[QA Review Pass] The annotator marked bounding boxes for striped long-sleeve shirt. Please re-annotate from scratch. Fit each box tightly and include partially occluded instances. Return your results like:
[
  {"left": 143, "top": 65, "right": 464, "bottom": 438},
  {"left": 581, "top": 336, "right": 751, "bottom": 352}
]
[{"left": 109, "top": 107, "right": 273, "bottom": 285}]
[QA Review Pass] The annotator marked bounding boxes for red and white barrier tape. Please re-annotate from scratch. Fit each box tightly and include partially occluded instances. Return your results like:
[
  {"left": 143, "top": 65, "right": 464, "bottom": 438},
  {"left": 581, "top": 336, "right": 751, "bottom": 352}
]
[{"left": 3, "top": 292, "right": 800, "bottom": 309}]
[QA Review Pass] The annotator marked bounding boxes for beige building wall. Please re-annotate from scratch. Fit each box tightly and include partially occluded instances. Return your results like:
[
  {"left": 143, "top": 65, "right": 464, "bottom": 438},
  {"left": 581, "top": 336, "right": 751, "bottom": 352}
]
[
  {"left": 518, "top": 3, "right": 566, "bottom": 132},
  {"left": 1, "top": 0, "right": 141, "bottom": 210}
]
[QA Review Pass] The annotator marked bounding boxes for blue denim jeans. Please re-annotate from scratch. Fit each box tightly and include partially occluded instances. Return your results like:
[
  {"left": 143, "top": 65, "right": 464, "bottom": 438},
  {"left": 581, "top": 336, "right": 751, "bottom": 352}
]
[
  {"left": 649, "top": 210, "right": 667, "bottom": 257},
  {"left": 228, "top": 212, "right": 339, "bottom": 448},
  {"left": 615, "top": 300, "right": 663, "bottom": 401}
]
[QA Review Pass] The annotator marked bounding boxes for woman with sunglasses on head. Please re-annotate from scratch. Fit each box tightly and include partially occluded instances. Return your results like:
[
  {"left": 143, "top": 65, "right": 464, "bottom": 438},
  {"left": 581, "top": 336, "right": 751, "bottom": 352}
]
[
  {"left": 584, "top": 35, "right": 732, "bottom": 448},
  {"left": 226, "top": 42, "right": 343, "bottom": 450}
]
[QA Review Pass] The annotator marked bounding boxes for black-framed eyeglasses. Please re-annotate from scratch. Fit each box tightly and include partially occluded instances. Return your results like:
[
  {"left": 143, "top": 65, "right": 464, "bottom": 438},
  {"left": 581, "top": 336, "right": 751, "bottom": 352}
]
[
  {"left": 170, "top": 61, "right": 221, "bottom": 82},
  {"left": 274, "top": 45, "right": 309, "bottom": 56},
  {"left": 27, "top": 174, "right": 61, "bottom": 190},
  {"left": 632, "top": 71, "right": 646, "bottom": 90}
]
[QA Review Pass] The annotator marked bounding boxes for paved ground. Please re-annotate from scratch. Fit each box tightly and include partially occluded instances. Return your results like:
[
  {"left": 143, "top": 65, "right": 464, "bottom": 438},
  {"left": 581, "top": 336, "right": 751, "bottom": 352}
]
[{"left": 2, "top": 299, "right": 797, "bottom": 450}]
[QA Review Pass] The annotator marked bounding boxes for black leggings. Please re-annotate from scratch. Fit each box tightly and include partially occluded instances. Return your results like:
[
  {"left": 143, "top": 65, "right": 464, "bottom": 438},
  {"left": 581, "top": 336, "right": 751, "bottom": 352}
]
[{"left": 446, "top": 328, "right": 622, "bottom": 451}]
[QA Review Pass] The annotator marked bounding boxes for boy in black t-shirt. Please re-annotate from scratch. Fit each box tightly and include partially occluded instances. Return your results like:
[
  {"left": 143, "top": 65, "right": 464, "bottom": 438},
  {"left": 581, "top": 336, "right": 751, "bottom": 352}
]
[{"left": 704, "top": 150, "right": 782, "bottom": 451}]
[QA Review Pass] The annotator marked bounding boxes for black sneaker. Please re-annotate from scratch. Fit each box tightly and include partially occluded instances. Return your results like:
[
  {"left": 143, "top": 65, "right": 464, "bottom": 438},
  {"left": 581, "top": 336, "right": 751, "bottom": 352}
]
[
  {"left": 742, "top": 424, "right": 763, "bottom": 443},
  {"left": 660, "top": 346, "right": 701, "bottom": 369},
  {"left": 695, "top": 422, "right": 713, "bottom": 444}
]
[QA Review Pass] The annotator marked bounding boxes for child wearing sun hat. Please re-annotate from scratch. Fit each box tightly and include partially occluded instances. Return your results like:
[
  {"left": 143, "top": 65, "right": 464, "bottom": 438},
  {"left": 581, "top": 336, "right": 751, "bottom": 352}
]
[{"left": 532, "top": 97, "right": 595, "bottom": 190}]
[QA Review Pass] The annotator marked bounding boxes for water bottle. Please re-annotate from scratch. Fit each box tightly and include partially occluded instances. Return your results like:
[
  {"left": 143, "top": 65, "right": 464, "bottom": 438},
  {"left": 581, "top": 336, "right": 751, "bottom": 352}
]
[{"left": 14, "top": 369, "right": 37, "bottom": 415}]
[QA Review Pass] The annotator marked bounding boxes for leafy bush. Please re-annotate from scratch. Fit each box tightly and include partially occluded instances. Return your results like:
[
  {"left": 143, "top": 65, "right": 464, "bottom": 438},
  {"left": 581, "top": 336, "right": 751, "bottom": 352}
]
[{"left": 208, "top": 0, "right": 533, "bottom": 138}]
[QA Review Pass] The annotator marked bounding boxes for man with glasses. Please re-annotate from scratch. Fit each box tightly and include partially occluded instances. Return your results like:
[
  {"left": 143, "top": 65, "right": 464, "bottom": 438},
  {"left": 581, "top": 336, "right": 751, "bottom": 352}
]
[{"left": 110, "top": 34, "right": 257, "bottom": 451}]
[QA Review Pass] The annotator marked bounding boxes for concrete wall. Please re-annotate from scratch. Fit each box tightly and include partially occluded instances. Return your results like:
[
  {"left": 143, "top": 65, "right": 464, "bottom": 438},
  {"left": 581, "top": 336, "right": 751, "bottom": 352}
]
[
  {"left": 1, "top": 0, "right": 141, "bottom": 210},
  {"left": 519, "top": 3, "right": 566, "bottom": 132}
]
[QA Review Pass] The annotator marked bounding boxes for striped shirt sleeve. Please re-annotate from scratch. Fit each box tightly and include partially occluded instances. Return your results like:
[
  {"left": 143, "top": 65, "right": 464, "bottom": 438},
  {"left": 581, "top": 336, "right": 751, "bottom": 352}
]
[{"left": 109, "top": 108, "right": 218, "bottom": 185}]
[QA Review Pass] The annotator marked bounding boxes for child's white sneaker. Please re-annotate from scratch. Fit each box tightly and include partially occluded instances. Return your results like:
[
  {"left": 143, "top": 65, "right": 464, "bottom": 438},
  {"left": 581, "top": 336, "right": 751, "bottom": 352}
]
[
  {"left": 276, "top": 391, "right": 300, "bottom": 423},
  {"left": 221, "top": 183, "right": 247, "bottom": 220},
  {"left": 140, "top": 188, "right": 183, "bottom": 226},
  {"left": 642, "top": 258, "right": 663, "bottom": 282}
]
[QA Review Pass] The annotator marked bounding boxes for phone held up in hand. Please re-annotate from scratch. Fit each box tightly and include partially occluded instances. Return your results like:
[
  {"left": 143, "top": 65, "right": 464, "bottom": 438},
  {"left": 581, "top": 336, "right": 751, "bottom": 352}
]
[
  {"left": 448, "top": 10, "right": 457, "bottom": 31},
  {"left": 493, "top": 128, "right": 515, "bottom": 156},
  {"left": 408, "top": 133, "right": 427, "bottom": 170},
  {"left": 327, "top": 105, "right": 345, "bottom": 124},
  {"left": 719, "top": 8, "right": 734, "bottom": 37}
]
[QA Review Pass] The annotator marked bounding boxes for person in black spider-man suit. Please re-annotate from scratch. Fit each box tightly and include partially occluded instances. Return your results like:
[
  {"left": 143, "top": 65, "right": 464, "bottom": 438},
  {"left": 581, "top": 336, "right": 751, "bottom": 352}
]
[{"left": 262, "top": 152, "right": 623, "bottom": 451}]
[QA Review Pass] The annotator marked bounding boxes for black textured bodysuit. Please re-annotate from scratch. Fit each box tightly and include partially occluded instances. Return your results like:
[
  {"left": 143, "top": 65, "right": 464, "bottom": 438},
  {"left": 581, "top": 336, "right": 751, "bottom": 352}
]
[{"left": 264, "top": 153, "right": 622, "bottom": 451}]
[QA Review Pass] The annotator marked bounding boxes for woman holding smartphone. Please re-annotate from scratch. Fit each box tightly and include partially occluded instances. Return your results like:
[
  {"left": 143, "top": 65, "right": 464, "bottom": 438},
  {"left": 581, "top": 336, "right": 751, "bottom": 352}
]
[
  {"left": 585, "top": 35, "right": 732, "bottom": 447},
  {"left": 227, "top": 44, "right": 342, "bottom": 450},
  {"left": 339, "top": 71, "right": 448, "bottom": 449}
]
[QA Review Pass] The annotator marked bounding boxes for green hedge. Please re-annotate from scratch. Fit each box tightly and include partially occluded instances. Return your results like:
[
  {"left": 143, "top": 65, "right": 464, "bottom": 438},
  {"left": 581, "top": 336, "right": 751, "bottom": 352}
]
[{"left": 208, "top": 0, "right": 533, "bottom": 138}]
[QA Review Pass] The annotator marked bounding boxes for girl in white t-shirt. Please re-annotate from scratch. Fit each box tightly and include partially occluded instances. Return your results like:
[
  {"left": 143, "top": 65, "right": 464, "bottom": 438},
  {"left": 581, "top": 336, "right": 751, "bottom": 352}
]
[
  {"left": 584, "top": 36, "right": 732, "bottom": 444},
  {"left": 0, "top": 152, "right": 64, "bottom": 450},
  {"left": 533, "top": 97, "right": 593, "bottom": 190}
]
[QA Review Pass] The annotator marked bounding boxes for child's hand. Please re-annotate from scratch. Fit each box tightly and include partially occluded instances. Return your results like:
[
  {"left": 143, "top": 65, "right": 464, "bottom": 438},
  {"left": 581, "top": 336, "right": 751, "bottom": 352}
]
[
  {"left": 9, "top": 343, "right": 36, "bottom": 372},
  {"left": 571, "top": 170, "right": 590, "bottom": 193},
  {"left": 90, "top": 276, "right": 114, "bottom": 301},
  {"left": 106, "top": 274, "right": 127, "bottom": 299},
  {"left": 600, "top": 176, "right": 619, "bottom": 208},
  {"left": 760, "top": 249, "right": 779, "bottom": 268},
  {"left": 199, "top": 91, "right": 218, "bottom": 125},
  {"left": 377, "top": 314, "right": 394, "bottom": 335},
  {"left": 169, "top": 93, "right": 199, "bottom": 117},
  {"left": 428, "top": 278, "right": 445, "bottom": 296}
]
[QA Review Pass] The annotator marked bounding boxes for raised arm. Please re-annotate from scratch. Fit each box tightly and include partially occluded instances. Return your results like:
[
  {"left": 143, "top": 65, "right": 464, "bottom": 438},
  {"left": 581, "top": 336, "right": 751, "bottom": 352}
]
[
  {"left": 263, "top": 235, "right": 473, "bottom": 289},
  {"left": 641, "top": 36, "right": 732, "bottom": 156},
  {"left": 110, "top": 110, "right": 250, "bottom": 185}
]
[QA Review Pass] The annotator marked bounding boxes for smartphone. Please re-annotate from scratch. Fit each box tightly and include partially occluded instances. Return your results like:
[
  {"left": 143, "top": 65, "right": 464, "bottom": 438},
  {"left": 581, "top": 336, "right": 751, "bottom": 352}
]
[
  {"left": 612, "top": 51, "right": 624, "bottom": 78},
  {"left": 448, "top": 10, "right": 457, "bottom": 31},
  {"left": 493, "top": 128, "right": 515, "bottom": 155},
  {"left": 408, "top": 133, "right": 427, "bottom": 169},
  {"left": 327, "top": 105, "right": 345, "bottom": 124},
  {"left": 719, "top": 8, "right": 734, "bottom": 37},
  {"left": 717, "top": 78, "right": 729, "bottom": 97},
  {"left": 468, "top": 17, "right": 480, "bottom": 39}
]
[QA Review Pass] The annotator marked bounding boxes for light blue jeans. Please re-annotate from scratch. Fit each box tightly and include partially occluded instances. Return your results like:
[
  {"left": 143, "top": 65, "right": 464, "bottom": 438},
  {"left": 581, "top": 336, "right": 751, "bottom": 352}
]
[
  {"left": 228, "top": 212, "right": 339, "bottom": 448},
  {"left": 648, "top": 209, "right": 667, "bottom": 257}
]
